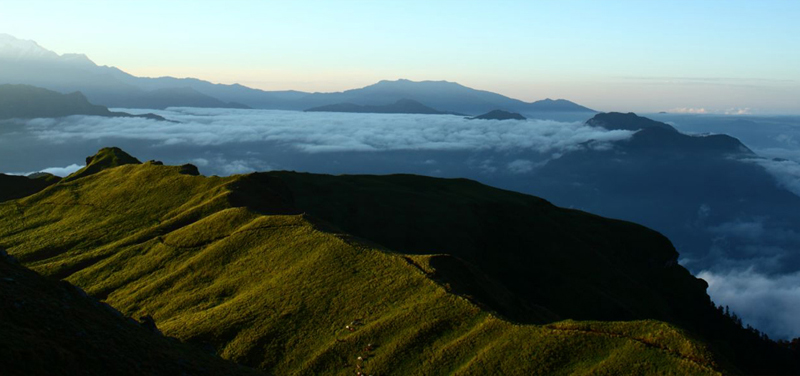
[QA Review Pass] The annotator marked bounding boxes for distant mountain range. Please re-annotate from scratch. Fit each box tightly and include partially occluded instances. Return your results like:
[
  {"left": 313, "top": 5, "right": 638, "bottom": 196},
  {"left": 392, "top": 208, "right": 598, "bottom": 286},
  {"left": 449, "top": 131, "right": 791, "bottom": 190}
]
[
  {"left": 0, "top": 84, "right": 167, "bottom": 121},
  {"left": 305, "top": 98, "right": 463, "bottom": 115},
  {"left": 0, "top": 34, "right": 595, "bottom": 115}
]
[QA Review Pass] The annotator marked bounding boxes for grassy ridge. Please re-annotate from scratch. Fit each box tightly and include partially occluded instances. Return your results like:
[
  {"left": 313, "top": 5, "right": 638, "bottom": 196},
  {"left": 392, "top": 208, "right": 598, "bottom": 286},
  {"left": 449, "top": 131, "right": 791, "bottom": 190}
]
[
  {"left": 0, "top": 250, "right": 264, "bottom": 376},
  {"left": 0, "top": 150, "right": 722, "bottom": 374},
  {"left": 264, "top": 171, "right": 712, "bottom": 327}
]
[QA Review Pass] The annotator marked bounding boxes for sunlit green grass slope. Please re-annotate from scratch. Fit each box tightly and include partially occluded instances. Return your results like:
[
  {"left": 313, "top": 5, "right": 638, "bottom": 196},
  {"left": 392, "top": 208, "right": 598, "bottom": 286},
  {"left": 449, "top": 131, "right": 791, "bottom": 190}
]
[
  {"left": 0, "top": 252, "right": 265, "bottom": 376},
  {"left": 0, "top": 148, "right": 723, "bottom": 375}
]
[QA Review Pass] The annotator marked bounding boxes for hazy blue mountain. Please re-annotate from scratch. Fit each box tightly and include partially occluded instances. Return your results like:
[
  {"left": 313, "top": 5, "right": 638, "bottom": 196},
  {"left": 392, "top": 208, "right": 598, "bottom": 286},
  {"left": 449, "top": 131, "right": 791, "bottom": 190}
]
[
  {"left": 587, "top": 111, "right": 680, "bottom": 132},
  {"left": 0, "top": 34, "right": 250, "bottom": 110},
  {"left": 0, "top": 34, "right": 594, "bottom": 116},
  {"left": 305, "top": 98, "right": 461, "bottom": 115},
  {"left": 0, "top": 84, "right": 167, "bottom": 121},
  {"left": 105, "top": 73, "right": 305, "bottom": 110},
  {"left": 470, "top": 109, "right": 526, "bottom": 120},
  {"left": 295, "top": 79, "right": 595, "bottom": 116},
  {"left": 497, "top": 113, "right": 800, "bottom": 276}
]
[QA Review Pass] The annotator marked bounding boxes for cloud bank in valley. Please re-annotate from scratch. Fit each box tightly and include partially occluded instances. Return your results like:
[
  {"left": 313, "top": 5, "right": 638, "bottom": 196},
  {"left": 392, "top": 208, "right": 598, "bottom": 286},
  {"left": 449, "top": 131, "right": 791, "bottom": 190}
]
[
  {"left": 9, "top": 163, "right": 84, "bottom": 177},
  {"left": 747, "top": 157, "right": 800, "bottom": 197},
  {"left": 23, "top": 108, "right": 631, "bottom": 155},
  {"left": 699, "top": 268, "right": 800, "bottom": 340}
]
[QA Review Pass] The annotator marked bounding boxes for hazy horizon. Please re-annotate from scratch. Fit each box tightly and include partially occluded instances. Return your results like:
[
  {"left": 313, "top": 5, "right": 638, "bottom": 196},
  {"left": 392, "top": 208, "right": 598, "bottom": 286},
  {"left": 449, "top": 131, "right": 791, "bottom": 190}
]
[{"left": 1, "top": 0, "right": 798, "bottom": 114}]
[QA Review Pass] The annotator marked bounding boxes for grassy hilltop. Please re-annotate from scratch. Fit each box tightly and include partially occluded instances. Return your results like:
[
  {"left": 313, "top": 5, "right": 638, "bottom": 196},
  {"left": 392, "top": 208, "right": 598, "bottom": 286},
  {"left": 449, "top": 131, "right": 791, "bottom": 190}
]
[{"left": 0, "top": 147, "right": 772, "bottom": 375}]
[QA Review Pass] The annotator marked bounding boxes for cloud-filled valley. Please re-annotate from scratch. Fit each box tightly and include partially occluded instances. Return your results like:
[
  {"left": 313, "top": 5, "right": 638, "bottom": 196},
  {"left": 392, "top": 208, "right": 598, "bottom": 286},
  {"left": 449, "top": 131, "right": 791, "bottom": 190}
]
[
  {"left": 3, "top": 109, "right": 800, "bottom": 340},
  {"left": 23, "top": 108, "right": 633, "bottom": 154},
  {"left": 700, "top": 268, "right": 800, "bottom": 339}
]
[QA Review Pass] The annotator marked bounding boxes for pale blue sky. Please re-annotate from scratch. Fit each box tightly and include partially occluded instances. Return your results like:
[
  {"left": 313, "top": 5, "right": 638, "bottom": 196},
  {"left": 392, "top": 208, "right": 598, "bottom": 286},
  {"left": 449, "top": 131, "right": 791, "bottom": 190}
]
[{"left": 1, "top": 0, "right": 798, "bottom": 113}]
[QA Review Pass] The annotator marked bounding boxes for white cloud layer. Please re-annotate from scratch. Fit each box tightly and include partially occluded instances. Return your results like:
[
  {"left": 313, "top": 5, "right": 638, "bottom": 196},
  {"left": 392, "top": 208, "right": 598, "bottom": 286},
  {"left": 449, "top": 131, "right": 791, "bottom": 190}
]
[
  {"left": 9, "top": 163, "right": 84, "bottom": 177},
  {"left": 699, "top": 268, "right": 800, "bottom": 339},
  {"left": 669, "top": 107, "right": 708, "bottom": 114},
  {"left": 23, "top": 108, "right": 633, "bottom": 154},
  {"left": 747, "top": 158, "right": 800, "bottom": 197}
]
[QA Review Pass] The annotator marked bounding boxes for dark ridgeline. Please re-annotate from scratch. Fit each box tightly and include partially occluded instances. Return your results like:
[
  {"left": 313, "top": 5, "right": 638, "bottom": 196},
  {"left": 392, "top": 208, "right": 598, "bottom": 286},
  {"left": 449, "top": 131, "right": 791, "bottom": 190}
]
[
  {"left": 0, "top": 173, "right": 60, "bottom": 203},
  {"left": 469, "top": 109, "right": 527, "bottom": 120},
  {"left": 0, "top": 84, "right": 168, "bottom": 121}
]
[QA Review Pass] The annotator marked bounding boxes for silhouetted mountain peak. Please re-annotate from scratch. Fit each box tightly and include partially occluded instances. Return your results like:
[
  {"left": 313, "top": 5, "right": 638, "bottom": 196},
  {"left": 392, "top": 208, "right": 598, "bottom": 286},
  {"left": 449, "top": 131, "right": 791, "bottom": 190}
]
[
  {"left": 587, "top": 112, "right": 754, "bottom": 155},
  {"left": 0, "top": 33, "right": 59, "bottom": 61},
  {"left": 587, "top": 112, "right": 678, "bottom": 132},
  {"left": 64, "top": 147, "right": 142, "bottom": 182},
  {"left": 470, "top": 109, "right": 526, "bottom": 120},
  {"left": 363, "top": 79, "right": 467, "bottom": 92},
  {"left": 60, "top": 53, "right": 96, "bottom": 66}
]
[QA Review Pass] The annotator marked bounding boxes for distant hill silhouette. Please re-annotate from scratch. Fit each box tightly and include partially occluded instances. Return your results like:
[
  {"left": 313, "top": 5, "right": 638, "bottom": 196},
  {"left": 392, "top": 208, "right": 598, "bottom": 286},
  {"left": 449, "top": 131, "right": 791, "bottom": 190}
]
[
  {"left": 0, "top": 34, "right": 250, "bottom": 110},
  {"left": 0, "top": 173, "right": 59, "bottom": 202},
  {"left": 587, "top": 112, "right": 753, "bottom": 154},
  {"left": 0, "top": 84, "right": 168, "bottom": 121},
  {"left": 493, "top": 112, "right": 800, "bottom": 300},
  {"left": 305, "top": 98, "right": 461, "bottom": 115},
  {"left": 1, "top": 34, "right": 595, "bottom": 115},
  {"left": 587, "top": 112, "right": 679, "bottom": 132},
  {"left": 470, "top": 109, "right": 526, "bottom": 120},
  {"left": 295, "top": 79, "right": 595, "bottom": 116}
]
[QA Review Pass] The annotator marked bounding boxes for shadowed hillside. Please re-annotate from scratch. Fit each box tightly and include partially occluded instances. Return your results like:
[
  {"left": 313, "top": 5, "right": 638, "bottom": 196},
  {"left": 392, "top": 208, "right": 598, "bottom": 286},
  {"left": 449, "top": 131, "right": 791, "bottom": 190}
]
[
  {"left": 0, "top": 250, "right": 264, "bottom": 376},
  {"left": 269, "top": 170, "right": 800, "bottom": 374},
  {"left": 0, "top": 173, "right": 60, "bottom": 203},
  {"left": 0, "top": 148, "right": 729, "bottom": 375}
]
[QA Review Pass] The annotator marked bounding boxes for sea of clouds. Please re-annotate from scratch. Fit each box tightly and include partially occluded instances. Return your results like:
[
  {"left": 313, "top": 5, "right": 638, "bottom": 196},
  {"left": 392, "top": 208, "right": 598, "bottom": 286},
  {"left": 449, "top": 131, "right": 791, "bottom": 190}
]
[{"left": 24, "top": 108, "right": 632, "bottom": 154}]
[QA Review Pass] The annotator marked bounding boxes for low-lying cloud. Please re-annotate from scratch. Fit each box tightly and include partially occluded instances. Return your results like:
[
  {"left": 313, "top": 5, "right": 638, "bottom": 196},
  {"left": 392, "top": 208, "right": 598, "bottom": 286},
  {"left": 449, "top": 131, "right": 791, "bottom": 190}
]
[
  {"left": 747, "top": 158, "right": 800, "bottom": 196},
  {"left": 699, "top": 268, "right": 800, "bottom": 339},
  {"left": 23, "top": 108, "right": 632, "bottom": 155},
  {"left": 669, "top": 107, "right": 709, "bottom": 114},
  {"left": 10, "top": 163, "right": 83, "bottom": 177}
]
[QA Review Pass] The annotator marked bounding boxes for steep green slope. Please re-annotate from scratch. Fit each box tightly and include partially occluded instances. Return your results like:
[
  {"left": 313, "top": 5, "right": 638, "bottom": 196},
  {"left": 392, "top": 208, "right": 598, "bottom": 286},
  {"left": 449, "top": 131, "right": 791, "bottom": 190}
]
[
  {"left": 0, "top": 149, "right": 724, "bottom": 375},
  {"left": 0, "top": 250, "right": 264, "bottom": 376}
]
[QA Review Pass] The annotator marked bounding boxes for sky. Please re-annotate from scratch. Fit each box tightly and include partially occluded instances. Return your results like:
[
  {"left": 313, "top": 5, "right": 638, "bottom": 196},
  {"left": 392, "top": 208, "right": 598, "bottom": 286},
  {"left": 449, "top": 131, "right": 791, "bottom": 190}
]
[{"left": 0, "top": 0, "right": 798, "bottom": 113}]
